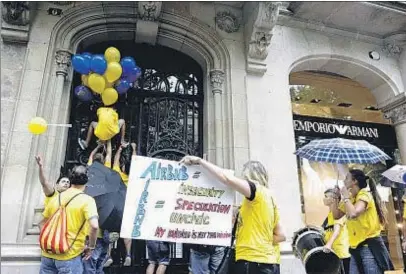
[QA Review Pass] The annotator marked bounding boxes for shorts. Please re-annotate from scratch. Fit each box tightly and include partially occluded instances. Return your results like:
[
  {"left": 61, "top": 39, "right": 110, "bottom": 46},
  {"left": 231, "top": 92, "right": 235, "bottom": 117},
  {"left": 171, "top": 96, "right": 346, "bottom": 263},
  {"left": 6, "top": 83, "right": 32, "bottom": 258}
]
[{"left": 146, "top": 241, "right": 170, "bottom": 266}]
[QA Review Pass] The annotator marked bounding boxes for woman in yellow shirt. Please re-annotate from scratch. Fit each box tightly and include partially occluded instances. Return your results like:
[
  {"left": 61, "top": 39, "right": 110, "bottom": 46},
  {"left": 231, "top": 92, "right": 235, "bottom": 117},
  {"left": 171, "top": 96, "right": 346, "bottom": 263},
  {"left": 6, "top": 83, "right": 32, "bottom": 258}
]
[
  {"left": 181, "top": 156, "right": 286, "bottom": 274},
  {"left": 331, "top": 169, "right": 394, "bottom": 274},
  {"left": 322, "top": 188, "right": 350, "bottom": 274}
]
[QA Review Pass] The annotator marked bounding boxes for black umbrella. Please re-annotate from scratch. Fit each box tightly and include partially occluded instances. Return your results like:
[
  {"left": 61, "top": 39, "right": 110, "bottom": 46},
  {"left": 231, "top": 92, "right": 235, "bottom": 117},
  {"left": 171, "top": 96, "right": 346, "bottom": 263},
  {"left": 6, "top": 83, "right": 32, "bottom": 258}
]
[{"left": 85, "top": 162, "right": 127, "bottom": 232}]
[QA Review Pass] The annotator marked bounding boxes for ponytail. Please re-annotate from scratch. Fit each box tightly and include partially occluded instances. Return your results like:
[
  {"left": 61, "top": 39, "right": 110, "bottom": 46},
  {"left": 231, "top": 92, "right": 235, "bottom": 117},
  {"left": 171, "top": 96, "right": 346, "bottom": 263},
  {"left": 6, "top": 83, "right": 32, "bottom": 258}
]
[{"left": 350, "top": 169, "right": 387, "bottom": 226}]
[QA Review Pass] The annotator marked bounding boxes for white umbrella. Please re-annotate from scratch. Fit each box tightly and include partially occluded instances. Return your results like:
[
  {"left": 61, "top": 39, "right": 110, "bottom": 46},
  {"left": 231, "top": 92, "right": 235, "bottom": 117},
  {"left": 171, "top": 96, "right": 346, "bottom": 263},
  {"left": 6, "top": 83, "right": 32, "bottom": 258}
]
[{"left": 382, "top": 165, "right": 406, "bottom": 184}]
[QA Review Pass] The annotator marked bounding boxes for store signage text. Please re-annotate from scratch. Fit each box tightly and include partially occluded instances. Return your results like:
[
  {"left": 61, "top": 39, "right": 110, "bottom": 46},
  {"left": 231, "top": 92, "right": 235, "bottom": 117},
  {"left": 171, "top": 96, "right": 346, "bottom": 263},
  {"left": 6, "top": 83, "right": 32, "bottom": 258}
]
[{"left": 293, "top": 120, "right": 379, "bottom": 138}]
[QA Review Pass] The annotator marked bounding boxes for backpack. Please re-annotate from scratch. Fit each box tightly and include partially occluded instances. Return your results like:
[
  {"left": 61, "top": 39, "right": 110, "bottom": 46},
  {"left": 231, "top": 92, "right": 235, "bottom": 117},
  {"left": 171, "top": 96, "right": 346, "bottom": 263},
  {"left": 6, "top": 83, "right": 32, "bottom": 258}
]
[{"left": 39, "top": 193, "right": 86, "bottom": 255}]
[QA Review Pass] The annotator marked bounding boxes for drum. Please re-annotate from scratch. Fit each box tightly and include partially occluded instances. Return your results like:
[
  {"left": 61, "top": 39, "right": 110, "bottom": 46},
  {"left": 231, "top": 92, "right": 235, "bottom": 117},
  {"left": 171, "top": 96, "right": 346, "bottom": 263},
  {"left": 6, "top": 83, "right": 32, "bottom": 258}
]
[{"left": 293, "top": 226, "right": 341, "bottom": 274}]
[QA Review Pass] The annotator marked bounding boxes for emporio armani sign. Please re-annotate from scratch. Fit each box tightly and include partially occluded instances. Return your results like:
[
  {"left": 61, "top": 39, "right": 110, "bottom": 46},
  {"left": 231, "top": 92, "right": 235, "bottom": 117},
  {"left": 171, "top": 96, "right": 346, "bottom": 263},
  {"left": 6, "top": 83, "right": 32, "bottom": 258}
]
[{"left": 293, "top": 120, "right": 379, "bottom": 138}]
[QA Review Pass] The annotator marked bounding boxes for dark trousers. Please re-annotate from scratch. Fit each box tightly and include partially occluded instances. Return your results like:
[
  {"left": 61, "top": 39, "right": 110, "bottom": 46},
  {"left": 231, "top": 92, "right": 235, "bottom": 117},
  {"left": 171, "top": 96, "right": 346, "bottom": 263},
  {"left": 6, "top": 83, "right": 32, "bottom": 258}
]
[
  {"left": 235, "top": 260, "right": 279, "bottom": 274},
  {"left": 341, "top": 258, "right": 350, "bottom": 274}
]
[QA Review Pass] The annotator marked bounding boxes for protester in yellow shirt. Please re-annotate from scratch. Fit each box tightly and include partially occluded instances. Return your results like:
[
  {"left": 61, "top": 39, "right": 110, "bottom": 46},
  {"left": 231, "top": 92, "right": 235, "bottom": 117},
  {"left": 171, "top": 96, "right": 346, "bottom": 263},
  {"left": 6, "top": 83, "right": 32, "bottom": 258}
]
[
  {"left": 322, "top": 188, "right": 350, "bottom": 274},
  {"left": 180, "top": 156, "right": 286, "bottom": 274},
  {"left": 39, "top": 165, "right": 99, "bottom": 273},
  {"left": 331, "top": 169, "right": 394, "bottom": 274},
  {"left": 104, "top": 142, "right": 137, "bottom": 268},
  {"left": 78, "top": 106, "right": 125, "bottom": 150},
  {"left": 402, "top": 196, "right": 406, "bottom": 253}
]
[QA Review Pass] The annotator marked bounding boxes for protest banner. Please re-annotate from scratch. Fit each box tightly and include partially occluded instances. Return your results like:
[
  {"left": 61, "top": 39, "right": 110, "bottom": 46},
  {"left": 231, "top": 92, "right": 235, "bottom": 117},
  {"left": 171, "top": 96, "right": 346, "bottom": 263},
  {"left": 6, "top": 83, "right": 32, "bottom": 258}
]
[{"left": 120, "top": 156, "right": 234, "bottom": 246}]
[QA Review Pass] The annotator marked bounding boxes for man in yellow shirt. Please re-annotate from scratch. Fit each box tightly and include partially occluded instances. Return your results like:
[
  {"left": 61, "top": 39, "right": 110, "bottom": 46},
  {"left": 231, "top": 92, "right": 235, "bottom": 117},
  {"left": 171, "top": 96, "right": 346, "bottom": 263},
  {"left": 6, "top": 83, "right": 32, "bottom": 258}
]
[
  {"left": 79, "top": 106, "right": 125, "bottom": 150},
  {"left": 39, "top": 165, "right": 99, "bottom": 273}
]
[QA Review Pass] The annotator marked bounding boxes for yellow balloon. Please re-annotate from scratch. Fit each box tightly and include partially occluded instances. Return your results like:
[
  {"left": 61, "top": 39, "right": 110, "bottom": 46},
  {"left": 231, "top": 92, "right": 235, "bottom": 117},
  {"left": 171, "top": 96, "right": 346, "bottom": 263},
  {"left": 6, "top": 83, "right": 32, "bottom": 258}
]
[
  {"left": 81, "top": 74, "right": 89, "bottom": 87},
  {"left": 104, "top": 62, "right": 122, "bottom": 83},
  {"left": 88, "top": 73, "right": 106, "bottom": 94},
  {"left": 28, "top": 117, "right": 48, "bottom": 135},
  {"left": 104, "top": 47, "right": 121, "bottom": 63},
  {"left": 101, "top": 88, "right": 118, "bottom": 106}
]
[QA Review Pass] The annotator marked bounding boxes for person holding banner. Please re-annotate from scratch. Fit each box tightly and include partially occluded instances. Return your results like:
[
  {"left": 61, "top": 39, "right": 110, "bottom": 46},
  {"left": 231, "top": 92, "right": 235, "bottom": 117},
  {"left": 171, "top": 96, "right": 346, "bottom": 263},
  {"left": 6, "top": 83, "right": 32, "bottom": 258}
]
[{"left": 180, "top": 156, "right": 285, "bottom": 274}]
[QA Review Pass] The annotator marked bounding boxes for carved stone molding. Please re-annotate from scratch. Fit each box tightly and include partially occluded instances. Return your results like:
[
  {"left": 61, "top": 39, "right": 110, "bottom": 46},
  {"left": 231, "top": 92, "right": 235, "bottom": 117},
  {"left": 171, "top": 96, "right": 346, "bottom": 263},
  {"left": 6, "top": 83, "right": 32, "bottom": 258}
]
[
  {"left": 383, "top": 94, "right": 406, "bottom": 125},
  {"left": 1, "top": 1, "right": 36, "bottom": 43},
  {"left": 245, "top": 1, "right": 283, "bottom": 74},
  {"left": 215, "top": 11, "right": 241, "bottom": 33},
  {"left": 137, "top": 1, "right": 162, "bottom": 21},
  {"left": 55, "top": 49, "right": 72, "bottom": 76},
  {"left": 50, "top": 1, "right": 73, "bottom": 6},
  {"left": 210, "top": 69, "right": 225, "bottom": 94},
  {"left": 382, "top": 42, "right": 403, "bottom": 58}
]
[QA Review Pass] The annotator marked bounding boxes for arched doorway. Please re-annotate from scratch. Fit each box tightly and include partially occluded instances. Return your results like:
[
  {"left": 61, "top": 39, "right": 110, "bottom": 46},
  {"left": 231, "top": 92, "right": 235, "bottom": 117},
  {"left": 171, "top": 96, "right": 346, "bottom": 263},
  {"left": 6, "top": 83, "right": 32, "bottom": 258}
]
[
  {"left": 289, "top": 68, "right": 404, "bottom": 270},
  {"left": 65, "top": 42, "right": 203, "bottom": 272}
]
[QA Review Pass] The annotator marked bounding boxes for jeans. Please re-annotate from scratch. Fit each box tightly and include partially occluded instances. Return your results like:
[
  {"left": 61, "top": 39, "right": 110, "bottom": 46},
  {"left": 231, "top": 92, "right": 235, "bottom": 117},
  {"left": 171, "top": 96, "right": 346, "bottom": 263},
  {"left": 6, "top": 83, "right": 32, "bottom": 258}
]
[
  {"left": 190, "top": 247, "right": 225, "bottom": 274},
  {"left": 40, "top": 255, "right": 83, "bottom": 274},
  {"left": 83, "top": 238, "right": 109, "bottom": 274},
  {"left": 349, "top": 246, "right": 381, "bottom": 274},
  {"left": 234, "top": 260, "right": 279, "bottom": 274},
  {"left": 146, "top": 241, "right": 170, "bottom": 265}
]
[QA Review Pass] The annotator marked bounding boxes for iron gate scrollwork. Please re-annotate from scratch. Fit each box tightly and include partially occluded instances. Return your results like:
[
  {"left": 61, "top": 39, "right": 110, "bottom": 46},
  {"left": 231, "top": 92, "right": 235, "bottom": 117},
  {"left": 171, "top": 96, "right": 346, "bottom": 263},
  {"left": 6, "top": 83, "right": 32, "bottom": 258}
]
[{"left": 65, "top": 43, "right": 203, "bottom": 273}]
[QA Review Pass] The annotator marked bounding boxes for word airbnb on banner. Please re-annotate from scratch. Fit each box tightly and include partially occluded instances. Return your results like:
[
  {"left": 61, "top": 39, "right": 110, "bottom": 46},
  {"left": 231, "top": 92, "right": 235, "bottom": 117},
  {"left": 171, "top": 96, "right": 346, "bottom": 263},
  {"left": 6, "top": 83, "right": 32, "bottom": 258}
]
[{"left": 140, "top": 160, "right": 189, "bottom": 181}]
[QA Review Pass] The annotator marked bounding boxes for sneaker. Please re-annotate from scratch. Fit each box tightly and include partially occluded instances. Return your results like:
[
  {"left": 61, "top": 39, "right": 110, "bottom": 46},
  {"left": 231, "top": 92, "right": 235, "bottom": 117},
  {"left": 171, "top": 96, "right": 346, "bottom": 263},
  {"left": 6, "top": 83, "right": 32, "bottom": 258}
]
[
  {"left": 104, "top": 257, "right": 113, "bottom": 267},
  {"left": 78, "top": 138, "right": 87, "bottom": 150},
  {"left": 123, "top": 255, "right": 131, "bottom": 266}
]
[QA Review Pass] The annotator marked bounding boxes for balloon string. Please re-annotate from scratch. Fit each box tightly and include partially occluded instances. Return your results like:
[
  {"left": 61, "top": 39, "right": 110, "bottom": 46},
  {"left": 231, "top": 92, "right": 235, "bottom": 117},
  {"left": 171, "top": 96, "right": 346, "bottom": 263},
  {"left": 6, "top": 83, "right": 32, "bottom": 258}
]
[{"left": 47, "top": 124, "right": 72, "bottom": 128}]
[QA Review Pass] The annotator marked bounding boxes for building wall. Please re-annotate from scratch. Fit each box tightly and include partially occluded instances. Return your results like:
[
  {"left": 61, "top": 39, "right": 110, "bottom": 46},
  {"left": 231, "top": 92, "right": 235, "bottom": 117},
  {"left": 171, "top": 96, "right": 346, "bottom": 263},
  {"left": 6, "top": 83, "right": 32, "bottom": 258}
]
[{"left": 1, "top": 2, "right": 405, "bottom": 273}]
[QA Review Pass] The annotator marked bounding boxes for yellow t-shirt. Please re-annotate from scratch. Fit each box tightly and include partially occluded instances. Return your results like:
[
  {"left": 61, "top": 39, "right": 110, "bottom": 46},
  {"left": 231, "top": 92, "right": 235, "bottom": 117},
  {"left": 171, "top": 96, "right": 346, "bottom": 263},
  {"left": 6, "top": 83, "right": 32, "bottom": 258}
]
[
  {"left": 323, "top": 212, "right": 350, "bottom": 259},
  {"left": 236, "top": 184, "right": 279, "bottom": 264},
  {"left": 94, "top": 107, "right": 119, "bottom": 141},
  {"left": 339, "top": 189, "right": 381, "bottom": 249},
  {"left": 87, "top": 159, "right": 111, "bottom": 169},
  {"left": 274, "top": 244, "right": 280, "bottom": 264},
  {"left": 113, "top": 165, "right": 129, "bottom": 187},
  {"left": 42, "top": 188, "right": 98, "bottom": 260},
  {"left": 44, "top": 190, "right": 58, "bottom": 207}
]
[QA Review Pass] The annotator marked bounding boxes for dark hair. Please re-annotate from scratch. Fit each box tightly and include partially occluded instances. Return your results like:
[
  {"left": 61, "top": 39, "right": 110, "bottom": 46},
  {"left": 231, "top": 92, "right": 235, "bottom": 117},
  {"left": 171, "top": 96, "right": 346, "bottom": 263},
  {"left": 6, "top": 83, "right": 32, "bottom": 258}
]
[
  {"left": 69, "top": 165, "right": 88, "bottom": 186},
  {"left": 56, "top": 176, "right": 70, "bottom": 187},
  {"left": 93, "top": 153, "right": 105, "bottom": 164},
  {"left": 350, "top": 169, "right": 387, "bottom": 226}
]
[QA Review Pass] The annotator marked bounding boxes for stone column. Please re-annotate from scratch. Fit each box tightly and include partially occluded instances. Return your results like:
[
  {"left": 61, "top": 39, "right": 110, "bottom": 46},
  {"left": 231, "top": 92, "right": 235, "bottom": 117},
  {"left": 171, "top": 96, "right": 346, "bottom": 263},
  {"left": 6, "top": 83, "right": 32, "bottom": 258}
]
[
  {"left": 384, "top": 95, "right": 406, "bottom": 164},
  {"left": 210, "top": 69, "right": 225, "bottom": 166}
]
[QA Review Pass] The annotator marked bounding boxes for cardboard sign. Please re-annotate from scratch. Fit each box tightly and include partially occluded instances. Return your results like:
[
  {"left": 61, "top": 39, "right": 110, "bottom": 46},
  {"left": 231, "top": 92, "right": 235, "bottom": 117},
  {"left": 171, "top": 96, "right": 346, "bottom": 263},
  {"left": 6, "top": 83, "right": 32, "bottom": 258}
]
[{"left": 120, "top": 156, "right": 234, "bottom": 246}]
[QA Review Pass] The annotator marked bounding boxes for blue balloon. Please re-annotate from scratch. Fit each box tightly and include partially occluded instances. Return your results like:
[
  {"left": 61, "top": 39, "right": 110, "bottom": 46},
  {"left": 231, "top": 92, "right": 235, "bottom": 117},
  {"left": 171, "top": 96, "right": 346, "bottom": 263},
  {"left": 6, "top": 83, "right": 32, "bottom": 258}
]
[
  {"left": 90, "top": 54, "right": 107, "bottom": 75},
  {"left": 120, "top": 57, "right": 136, "bottom": 76},
  {"left": 74, "top": 85, "right": 93, "bottom": 102},
  {"left": 82, "top": 52, "right": 92, "bottom": 63},
  {"left": 126, "top": 66, "right": 141, "bottom": 82},
  {"left": 116, "top": 79, "right": 131, "bottom": 95},
  {"left": 72, "top": 54, "right": 91, "bottom": 74}
]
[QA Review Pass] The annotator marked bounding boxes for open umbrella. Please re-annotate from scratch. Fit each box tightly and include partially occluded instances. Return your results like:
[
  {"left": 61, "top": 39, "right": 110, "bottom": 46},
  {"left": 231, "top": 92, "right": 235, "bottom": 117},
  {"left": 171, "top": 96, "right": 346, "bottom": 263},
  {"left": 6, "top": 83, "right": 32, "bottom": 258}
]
[
  {"left": 295, "top": 138, "right": 391, "bottom": 164},
  {"left": 85, "top": 162, "right": 127, "bottom": 232},
  {"left": 381, "top": 165, "right": 406, "bottom": 188}
]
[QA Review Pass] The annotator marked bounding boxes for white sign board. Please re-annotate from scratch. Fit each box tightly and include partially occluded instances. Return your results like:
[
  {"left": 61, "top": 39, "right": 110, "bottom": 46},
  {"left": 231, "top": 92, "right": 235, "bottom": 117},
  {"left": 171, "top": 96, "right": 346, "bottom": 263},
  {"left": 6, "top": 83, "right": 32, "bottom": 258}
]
[{"left": 120, "top": 156, "right": 234, "bottom": 246}]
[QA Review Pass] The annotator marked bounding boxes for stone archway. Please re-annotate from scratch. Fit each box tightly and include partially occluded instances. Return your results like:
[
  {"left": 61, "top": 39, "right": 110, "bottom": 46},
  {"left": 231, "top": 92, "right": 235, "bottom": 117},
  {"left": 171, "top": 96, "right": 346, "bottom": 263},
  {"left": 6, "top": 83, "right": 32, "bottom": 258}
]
[{"left": 19, "top": 2, "right": 235, "bottom": 250}]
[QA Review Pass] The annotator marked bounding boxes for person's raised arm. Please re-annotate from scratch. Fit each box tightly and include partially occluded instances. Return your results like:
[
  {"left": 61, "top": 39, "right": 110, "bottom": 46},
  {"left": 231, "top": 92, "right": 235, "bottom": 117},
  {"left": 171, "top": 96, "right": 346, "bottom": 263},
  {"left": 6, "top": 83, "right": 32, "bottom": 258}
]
[
  {"left": 88, "top": 144, "right": 103, "bottom": 165},
  {"left": 105, "top": 140, "right": 112, "bottom": 165},
  {"left": 340, "top": 186, "right": 367, "bottom": 219},
  {"left": 131, "top": 143, "right": 137, "bottom": 157},
  {"left": 35, "top": 155, "right": 54, "bottom": 196},
  {"left": 114, "top": 144, "right": 123, "bottom": 167},
  {"left": 180, "top": 156, "right": 251, "bottom": 198}
]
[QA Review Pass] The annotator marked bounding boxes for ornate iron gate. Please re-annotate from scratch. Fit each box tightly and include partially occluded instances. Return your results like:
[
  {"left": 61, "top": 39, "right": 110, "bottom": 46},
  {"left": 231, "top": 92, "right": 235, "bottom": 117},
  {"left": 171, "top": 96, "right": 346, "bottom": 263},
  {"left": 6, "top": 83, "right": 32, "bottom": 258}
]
[{"left": 65, "top": 43, "right": 204, "bottom": 273}]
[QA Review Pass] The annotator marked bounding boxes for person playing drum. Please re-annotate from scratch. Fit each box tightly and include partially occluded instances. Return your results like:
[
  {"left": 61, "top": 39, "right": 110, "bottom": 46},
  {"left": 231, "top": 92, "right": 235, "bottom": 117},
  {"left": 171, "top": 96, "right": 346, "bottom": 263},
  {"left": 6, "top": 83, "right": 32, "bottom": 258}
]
[
  {"left": 331, "top": 169, "right": 394, "bottom": 274},
  {"left": 180, "top": 156, "right": 286, "bottom": 274},
  {"left": 322, "top": 188, "right": 350, "bottom": 274}
]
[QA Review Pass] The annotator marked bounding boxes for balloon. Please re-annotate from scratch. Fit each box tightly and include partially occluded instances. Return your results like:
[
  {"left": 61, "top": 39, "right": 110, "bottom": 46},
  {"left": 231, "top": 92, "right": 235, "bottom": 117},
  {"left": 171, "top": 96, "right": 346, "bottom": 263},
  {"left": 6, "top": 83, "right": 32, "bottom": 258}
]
[
  {"left": 72, "top": 55, "right": 91, "bottom": 74},
  {"left": 104, "top": 47, "right": 121, "bottom": 63},
  {"left": 82, "top": 52, "right": 92, "bottom": 63},
  {"left": 28, "top": 117, "right": 48, "bottom": 135},
  {"left": 74, "top": 85, "right": 93, "bottom": 102},
  {"left": 126, "top": 66, "right": 142, "bottom": 82},
  {"left": 90, "top": 55, "right": 107, "bottom": 75},
  {"left": 88, "top": 73, "right": 106, "bottom": 94},
  {"left": 116, "top": 79, "right": 131, "bottom": 95},
  {"left": 104, "top": 62, "right": 122, "bottom": 83},
  {"left": 81, "top": 74, "right": 89, "bottom": 87},
  {"left": 101, "top": 88, "right": 118, "bottom": 106},
  {"left": 403, "top": 172, "right": 406, "bottom": 183},
  {"left": 120, "top": 57, "right": 136, "bottom": 76}
]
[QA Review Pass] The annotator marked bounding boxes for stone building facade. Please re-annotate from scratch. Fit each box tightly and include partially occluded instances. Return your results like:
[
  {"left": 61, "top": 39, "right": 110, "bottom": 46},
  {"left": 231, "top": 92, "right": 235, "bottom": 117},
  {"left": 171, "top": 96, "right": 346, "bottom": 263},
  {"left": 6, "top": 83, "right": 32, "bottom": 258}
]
[{"left": 1, "top": 1, "right": 406, "bottom": 273}]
